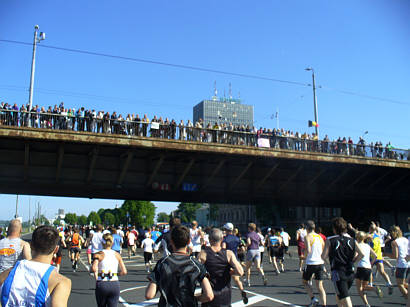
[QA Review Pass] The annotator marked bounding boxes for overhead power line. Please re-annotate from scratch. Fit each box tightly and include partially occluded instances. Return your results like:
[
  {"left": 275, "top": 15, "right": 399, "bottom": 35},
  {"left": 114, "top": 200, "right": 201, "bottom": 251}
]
[
  {"left": 0, "top": 39, "right": 308, "bottom": 87},
  {"left": 0, "top": 39, "right": 409, "bottom": 106}
]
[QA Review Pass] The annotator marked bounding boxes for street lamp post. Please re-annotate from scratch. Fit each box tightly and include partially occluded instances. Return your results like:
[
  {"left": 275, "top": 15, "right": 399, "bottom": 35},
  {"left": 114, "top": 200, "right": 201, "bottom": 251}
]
[
  {"left": 305, "top": 67, "right": 319, "bottom": 139},
  {"left": 28, "top": 25, "right": 46, "bottom": 126}
]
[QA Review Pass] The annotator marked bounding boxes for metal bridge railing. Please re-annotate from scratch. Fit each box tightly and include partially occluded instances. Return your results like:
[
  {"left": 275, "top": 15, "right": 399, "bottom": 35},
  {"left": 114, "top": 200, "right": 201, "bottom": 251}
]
[{"left": 0, "top": 110, "right": 408, "bottom": 161}]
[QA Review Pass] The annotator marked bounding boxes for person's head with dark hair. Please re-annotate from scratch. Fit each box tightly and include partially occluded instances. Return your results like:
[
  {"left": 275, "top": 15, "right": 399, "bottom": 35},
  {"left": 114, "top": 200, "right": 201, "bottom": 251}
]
[
  {"left": 306, "top": 220, "right": 315, "bottom": 232},
  {"left": 169, "top": 217, "right": 181, "bottom": 229},
  {"left": 299, "top": 223, "right": 305, "bottom": 229},
  {"left": 332, "top": 217, "right": 347, "bottom": 235},
  {"left": 170, "top": 225, "right": 190, "bottom": 249},
  {"left": 31, "top": 225, "right": 60, "bottom": 256},
  {"left": 369, "top": 222, "right": 377, "bottom": 233},
  {"left": 111, "top": 227, "right": 117, "bottom": 234},
  {"left": 375, "top": 221, "right": 381, "bottom": 227},
  {"left": 74, "top": 228, "right": 80, "bottom": 233},
  {"left": 280, "top": 227, "right": 284, "bottom": 232},
  {"left": 96, "top": 224, "right": 103, "bottom": 232},
  {"left": 317, "top": 227, "right": 323, "bottom": 234},
  {"left": 256, "top": 227, "right": 262, "bottom": 233}
]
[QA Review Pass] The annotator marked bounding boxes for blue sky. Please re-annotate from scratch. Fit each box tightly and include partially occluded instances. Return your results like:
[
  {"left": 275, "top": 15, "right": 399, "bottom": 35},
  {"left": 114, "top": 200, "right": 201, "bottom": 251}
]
[{"left": 0, "top": 1, "right": 409, "bottom": 220}]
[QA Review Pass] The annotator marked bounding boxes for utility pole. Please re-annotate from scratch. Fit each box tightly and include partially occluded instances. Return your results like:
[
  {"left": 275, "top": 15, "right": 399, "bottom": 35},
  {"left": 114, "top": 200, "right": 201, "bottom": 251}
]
[
  {"left": 305, "top": 67, "right": 319, "bottom": 139},
  {"left": 28, "top": 25, "right": 46, "bottom": 126},
  {"left": 15, "top": 195, "right": 19, "bottom": 218},
  {"left": 29, "top": 197, "right": 31, "bottom": 231}
]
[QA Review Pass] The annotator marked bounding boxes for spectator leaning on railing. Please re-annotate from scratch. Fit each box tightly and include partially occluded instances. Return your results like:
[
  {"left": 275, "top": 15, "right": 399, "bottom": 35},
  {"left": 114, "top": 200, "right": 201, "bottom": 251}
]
[{"left": 0, "top": 100, "right": 408, "bottom": 160}]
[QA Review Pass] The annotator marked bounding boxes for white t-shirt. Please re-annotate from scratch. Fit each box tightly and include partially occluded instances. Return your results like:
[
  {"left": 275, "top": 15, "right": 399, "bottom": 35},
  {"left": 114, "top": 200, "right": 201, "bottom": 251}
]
[
  {"left": 142, "top": 238, "right": 155, "bottom": 253},
  {"left": 281, "top": 231, "right": 290, "bottom": 246},
  {"left": 91, "top": 232, "right": 104, "bottom": 253},
  {"left": 357, "top": 242, "right": 372, "bottom": 269},
  {"left": 395, "top": 237, "right": 409, "bottom": 268},
  {"left": 378, "top": 227, "right": 388, "bottom": 248},
  {"left": 258, "top": 233, "right": 265, "bottom": 252},
  {"left": 127, "top": 232, "right": 136, "bottom": 246},
  {"left": 190, "top": 228, "right": 202, "bottom": 253}
]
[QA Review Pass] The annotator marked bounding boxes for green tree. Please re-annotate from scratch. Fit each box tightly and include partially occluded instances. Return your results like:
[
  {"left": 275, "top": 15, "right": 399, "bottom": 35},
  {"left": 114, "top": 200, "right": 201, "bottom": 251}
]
[
  {"left": 157, "top": 212, "right": 169, "bottom": 223},
  {"left": 103, "top": 212, "right": 116, "bottom": 226},
  {"left": 120, "top": 200, "right": 156, "bottom": 228},
  {"left": 175, "top": 203, "right": 201, "bottom": 223},
  {"left": 53, "top": 219, "right": 61, "bottom": 226},
  {"left": 78, "top": 215, "right": 88, "bottom": 226},
  {"left": 64, "top": 213, "right": 78, "bottom": 225},
  {"left": 87, "top": 211, "right": 101, "bottom": 226}
]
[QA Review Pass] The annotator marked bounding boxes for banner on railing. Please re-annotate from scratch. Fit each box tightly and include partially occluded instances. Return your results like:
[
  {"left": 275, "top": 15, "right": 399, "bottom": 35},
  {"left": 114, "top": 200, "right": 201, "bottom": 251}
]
[
  {"left": 257, "top": 138, "right": 270, "bottom": 148},
  {"left": 151, "top": 122, "right": 159, "bottom": 130},
  {"left": 182, "top": 183, "right": 198, "bottom": 192}
]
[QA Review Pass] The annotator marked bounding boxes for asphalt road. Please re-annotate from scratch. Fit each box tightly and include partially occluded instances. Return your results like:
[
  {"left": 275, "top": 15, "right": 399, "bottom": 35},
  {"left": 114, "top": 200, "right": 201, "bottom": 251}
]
[{"left": 54, "top": 246, "right": 406, "bottom": 307}]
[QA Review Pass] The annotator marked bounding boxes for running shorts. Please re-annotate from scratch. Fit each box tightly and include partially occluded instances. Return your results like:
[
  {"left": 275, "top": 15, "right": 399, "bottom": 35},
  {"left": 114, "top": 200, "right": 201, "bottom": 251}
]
[
  {"left": 355, "top": 267, "right": 371, "bottom": 282},
  {"left": 373, "top": 259, "right": 383, "bottom": 265},
  {"left": 246, "top": 249, "right": 261, "bottom": 262},
  {"left": 303, "top": 264, "right": 325, "bottom": 281},
  {"left": 70, "top": 246, "right": 81, "bottom": 254},
  {"left": 144, "top": 252, "right": 153, "bottom": 263},
  {"left": 331, "top": 270, "right": 354, "bottom": 300},
  {"left": 396, "top": 268, "right": 409, "bottom": 279}
]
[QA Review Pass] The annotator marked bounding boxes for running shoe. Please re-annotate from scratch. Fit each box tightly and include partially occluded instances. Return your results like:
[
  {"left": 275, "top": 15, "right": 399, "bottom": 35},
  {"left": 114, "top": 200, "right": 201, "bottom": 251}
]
[
  {"left": 263, "top": 276, "right": 267, "bottom": 286},
  {"left": 308, "top": 297, "right": 319, "bottom": 307},
  {"left": 241, "top": 291, "right": 248, "bottom": 304},
  {"left": 388, "top": 284, "right": 393, "bottom": 295},
  {"left": 375, "top": 285, "right": 383, "bottom": 299}
]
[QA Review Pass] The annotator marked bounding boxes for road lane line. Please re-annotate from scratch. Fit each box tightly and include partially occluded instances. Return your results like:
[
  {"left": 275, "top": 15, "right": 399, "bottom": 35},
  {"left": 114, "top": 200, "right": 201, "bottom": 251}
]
[
  {"left": 233, "top": 286, "right": 303, "bottom": 307},
  {"left": 231, "top": 294, "right": 267, "bottom": 306}
]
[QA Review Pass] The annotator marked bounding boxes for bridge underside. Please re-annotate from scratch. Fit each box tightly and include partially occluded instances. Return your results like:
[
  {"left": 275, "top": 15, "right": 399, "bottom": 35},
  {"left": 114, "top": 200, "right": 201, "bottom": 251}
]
[{"left": 0, "top": 127, "right": 409, "bottom": 209}]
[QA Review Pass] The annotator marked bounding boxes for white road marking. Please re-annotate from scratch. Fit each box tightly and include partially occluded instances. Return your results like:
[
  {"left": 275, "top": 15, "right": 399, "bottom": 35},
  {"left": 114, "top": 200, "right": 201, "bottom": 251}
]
[
  {"left": 231, "top": 295, "right": 267, "bottom": 306},
  {"left": 233, "top": 286, "right": 303, "bottom": 307},
  {"left": 79, "top": 257, "right": 90, "bottom": 271}
]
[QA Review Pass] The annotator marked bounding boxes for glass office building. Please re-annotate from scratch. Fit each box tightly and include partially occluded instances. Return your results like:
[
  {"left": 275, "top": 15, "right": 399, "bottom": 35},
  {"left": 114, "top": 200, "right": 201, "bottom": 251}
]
[{"left": 193, "top": 97, "right": 254, "bottom": 127}]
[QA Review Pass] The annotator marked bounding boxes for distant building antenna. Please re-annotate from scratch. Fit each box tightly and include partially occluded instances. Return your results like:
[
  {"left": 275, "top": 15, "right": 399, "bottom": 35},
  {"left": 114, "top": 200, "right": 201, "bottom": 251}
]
[
  {"left": 223, "top": 88, "right": 226, "bottom": 99},
  {"left": 212, "top": 81, "right": 218, "bottom": 101},
  {"left": 229, "top": 82, "right": 232, "bottom": 99}
]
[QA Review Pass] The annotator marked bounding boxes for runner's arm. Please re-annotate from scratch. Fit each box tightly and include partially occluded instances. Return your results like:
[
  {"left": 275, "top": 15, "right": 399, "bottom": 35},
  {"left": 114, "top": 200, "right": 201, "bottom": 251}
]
[
  {"left": 227, "top": 250, "right": 243, "bottom": 276},
  {"left": 21, "top": 240, "right": 32, "bottom": 260},
  {"left": 304, "top": 235, "right": 311, "bottom": 258},
  {"left": 384, "top": 240, "right": 398, "bottom": 259},
  {"left": 221, "top": 241, "right": 227, "bottom": 249},
  {"left": 0, "top": 268, "right": 12, "bottom": 286},
  {"left": 50, "top": 277, "right": 71, "bottom": 307},
  {"left": 145, "top": 281, "right": 157, "bottom": 300},
  {"left": 198, "top": 249, "right": 207, "bottom": 264},
  {"left": 196, "top": 277, "right": 214, "bottom": 303},
  {"left": 321, "top": 239, "right": 330, "bottom": 261},
  {"left": 116, "top": 253, "right": 128, "bottom": 276}
]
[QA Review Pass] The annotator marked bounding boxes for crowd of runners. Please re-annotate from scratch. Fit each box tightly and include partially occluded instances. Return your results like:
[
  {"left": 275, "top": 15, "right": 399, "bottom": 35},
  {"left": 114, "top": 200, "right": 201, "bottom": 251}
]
[{"left": 0, "top": 217, "right": 408, "bottom": 307}]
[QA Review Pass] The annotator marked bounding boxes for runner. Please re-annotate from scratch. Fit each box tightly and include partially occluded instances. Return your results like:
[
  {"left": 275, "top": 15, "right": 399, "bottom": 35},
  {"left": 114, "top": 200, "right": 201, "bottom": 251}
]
[
  {"left": 127, "top": 227, "right": 137, "bottom": 259},
  {"left": 92, "top": 233, "right": 127, "bottom": 307},
  {"left": 257, "top": 227, "right": 265, "bottom": 268},
  {"left": 375, "top": 221, "right": 395, "bottom": 274},
  {"left": 280, "top": 227, "right": 291, "bottom": 258},
  {"left": 199, "top": 228, "right": 244, "bottom": 307},
  {"left": 52, "top": 230, "right": 66, "bottom": 273},
  {"left": 145, "top": 225, "right": 214, "bottom": 306},
  {"left": 91, "top": 224, "right": 105, "bottom": 261},
  {"left": 0, "top": 219, "right": 31, "bottom": 273},
  {"left": 368, "top": 222, "right": 394, "bottom": 294},
  {"left": 141, "top": 232, "right": 155, "bottom": 272},
  {"left": 154, "top": 217, "right": 181, "bottom": 256},
  {"left": 322, "top": 217, "right": 364, "bottom": 307},
  {"left": 235, "top": 229, "right": 247, "bottom": 267},
  {"left": 111, "top": 227, "right": 123, "bottom": 254},
  {"left": 189, "top": 221, "right": 203, "bottom": 258},
  {"left": 221, "top": 223, "right": 248, "bottom": 304},
  {"left": 354, "top": 231, "right": 383, "bottom": 306},
  {"left": 70, "top": 227, "right": 85, "bottom": 272},
  {"left": 0, "top": 225, "right": 71, "bottom": 307},
  {"left": 387, "top": 225, "right": 409, "bottom": 299},
  {"left": 268, "top": 228, "right": 284, "bottom": 274},
  {"left": 297, "top": 223, "right": 307, "bottom": 271},
  {"left": 244, "top": 223, "right": 267, "bottom": 287},
  {"left": 302, "top": 220, "right": 326, "bottom": 307}
]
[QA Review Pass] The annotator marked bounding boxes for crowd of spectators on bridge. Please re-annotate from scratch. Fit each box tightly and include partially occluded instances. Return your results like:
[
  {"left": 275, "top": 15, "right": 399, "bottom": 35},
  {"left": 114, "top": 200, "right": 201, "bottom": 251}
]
[{"left": 0, "top": 101, "right": 409, "bottom": 161}]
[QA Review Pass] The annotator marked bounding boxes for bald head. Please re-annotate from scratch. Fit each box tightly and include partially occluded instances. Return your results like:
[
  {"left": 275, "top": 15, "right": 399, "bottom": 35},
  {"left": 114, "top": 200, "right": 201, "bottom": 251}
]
[{"left": 7, "top": 219, "right": 22, "bottom": 236}]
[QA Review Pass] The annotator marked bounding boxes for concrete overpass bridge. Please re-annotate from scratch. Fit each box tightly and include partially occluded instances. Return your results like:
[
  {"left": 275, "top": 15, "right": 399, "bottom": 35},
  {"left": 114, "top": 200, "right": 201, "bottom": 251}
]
[{"left": 0, "top": 126, "right": 409, "bottom": 211}]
